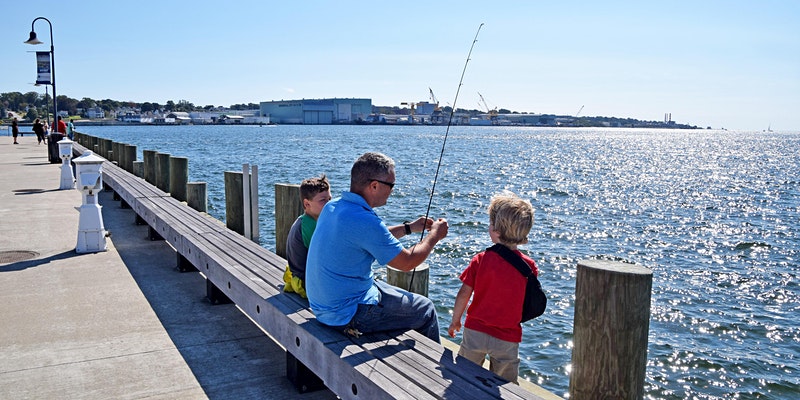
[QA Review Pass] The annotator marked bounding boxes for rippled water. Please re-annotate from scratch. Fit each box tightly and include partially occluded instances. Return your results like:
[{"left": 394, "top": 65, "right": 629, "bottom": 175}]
[{"left": 81, "top": 125, "right": 799, "bottom": 399}]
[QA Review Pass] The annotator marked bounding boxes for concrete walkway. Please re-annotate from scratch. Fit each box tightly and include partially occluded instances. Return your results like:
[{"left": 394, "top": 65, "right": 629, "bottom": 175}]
[{"left": 0, "top": 136, "right": 337, "bottom": 399}]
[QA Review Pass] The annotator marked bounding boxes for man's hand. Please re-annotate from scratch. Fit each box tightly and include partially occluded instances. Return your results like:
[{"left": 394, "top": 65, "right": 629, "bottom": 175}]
[{"left": 429, "top": 218, "right": 448, "bottom": 241}]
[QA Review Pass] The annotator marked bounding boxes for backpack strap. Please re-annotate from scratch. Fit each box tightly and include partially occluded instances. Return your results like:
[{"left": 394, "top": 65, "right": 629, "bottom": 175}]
[{"left": 486, "top": 243, "right": 533, "bottom": 278}]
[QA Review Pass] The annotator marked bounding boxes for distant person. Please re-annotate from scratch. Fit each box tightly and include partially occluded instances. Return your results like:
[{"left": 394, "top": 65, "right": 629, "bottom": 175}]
[
  {"left": 48, "top": 116, "right": 66, "bottom": 163},
  {"left": 306, "top": 152, "right": 449, "bottom": 342},
  {"left": 33, "top": 118, "right": 46, "bottom": 145},
  {"left": 54, "top": 115, "right": 67, "bottom": 135},
  {"left": 284, "top": 174, "right": 332, "bottom": 299},
  {"left": 448, "top": 191, "right": 537, "bottom": 384},
  {"left": 67, "top": 119, "right": 75, "bottom": 140},
  {"left": 11, "top": 118, "right": 19, "bottom": 144}
]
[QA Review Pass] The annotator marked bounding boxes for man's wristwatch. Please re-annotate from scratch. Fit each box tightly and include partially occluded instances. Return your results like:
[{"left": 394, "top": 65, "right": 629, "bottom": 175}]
[{"left": 403, "top": 221, "right": 412, "bottom": 235}]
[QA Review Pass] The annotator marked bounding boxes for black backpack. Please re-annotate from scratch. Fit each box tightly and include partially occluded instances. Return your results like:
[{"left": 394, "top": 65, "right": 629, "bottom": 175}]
[{"left": 486, "top": 244, "right": 547, "bottom": 322}]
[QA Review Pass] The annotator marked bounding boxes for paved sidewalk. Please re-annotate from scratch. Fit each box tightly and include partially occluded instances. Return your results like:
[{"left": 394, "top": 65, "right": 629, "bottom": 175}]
[{"left": 0, "top": 136, "right": 336, "bottom": 399}]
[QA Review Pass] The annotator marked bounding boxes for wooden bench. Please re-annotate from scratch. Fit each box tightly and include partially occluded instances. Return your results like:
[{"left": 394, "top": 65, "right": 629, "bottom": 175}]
[{"left": 71, "top": 142, "right": 547, "bottom": 399}]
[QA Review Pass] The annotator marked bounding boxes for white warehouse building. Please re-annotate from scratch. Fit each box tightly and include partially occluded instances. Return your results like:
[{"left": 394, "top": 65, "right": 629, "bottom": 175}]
[{"left": 259, "top": 98, "right": 372, "bottom": 124}]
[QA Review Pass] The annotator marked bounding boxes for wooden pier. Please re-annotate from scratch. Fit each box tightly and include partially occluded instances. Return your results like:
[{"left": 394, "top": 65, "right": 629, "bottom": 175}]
[
  {"left": 71, "top": 130, "right": 654, "bottom": 399},
  {"left": 71, "top": 133, "right": 555, "bottom": 399}
]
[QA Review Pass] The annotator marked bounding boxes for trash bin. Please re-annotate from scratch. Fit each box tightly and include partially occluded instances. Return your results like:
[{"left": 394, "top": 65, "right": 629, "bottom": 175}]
[{"left": 47, "top": 133, "right": 64, "bottom": 163}]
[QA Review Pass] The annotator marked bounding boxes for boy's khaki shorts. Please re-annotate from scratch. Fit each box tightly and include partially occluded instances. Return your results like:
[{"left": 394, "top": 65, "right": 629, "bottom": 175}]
[{"left": 458, "top": 327, "right": 520, "bottom": 384}]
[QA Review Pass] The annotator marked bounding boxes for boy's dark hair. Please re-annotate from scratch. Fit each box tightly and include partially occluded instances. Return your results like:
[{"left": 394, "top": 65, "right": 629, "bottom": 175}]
[{"left": 300, "top": 174, "right": 330, "bottom": 200}]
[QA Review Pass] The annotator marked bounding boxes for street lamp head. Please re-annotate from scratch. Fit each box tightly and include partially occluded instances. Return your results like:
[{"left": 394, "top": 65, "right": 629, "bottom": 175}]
[{"left": 25, "top": 31, "right": 43, "bottom": 45}]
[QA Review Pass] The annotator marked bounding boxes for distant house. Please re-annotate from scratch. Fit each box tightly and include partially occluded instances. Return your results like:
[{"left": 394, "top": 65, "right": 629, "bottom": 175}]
[
  {"left": 165, "top": 112, "right": 191, "bottom": 124},
  {"left": 86, "top": 107, "right": 105, "bottom": 119}
]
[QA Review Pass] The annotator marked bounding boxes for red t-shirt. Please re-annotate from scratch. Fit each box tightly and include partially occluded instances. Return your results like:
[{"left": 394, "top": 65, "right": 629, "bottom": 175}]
[
  {"left": 460, "top": 249, "right": 538, "bottom": 343},
  {"left": 53, "top": 120, "right": 67, "bottom": 134}
]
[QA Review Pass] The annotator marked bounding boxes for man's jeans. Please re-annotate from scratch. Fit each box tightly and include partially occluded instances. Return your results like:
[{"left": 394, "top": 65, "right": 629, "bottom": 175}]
[{"left": 335, "top": 280, "right": 441, "bottom": 343}]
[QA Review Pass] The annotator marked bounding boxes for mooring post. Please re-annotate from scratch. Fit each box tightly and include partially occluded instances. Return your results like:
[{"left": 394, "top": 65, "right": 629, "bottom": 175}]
[
  {"left": 387, "top": 264, "right": 429, "bottom": 296},
  {"left": 187, "top": 182, "right": 207, "bottom": 213},
  {"left": 274, "top": 183, "right": 303, "bottom": 258},
  {"left": 169, "top": 157, "right": 189, "bottom": 202},
  {"left": 224, "top": 171, "right": 244, "bottom": 235},
  {"left": 124, "top": 144, "right": 136, "bottom": 173},
  {"left": 569, "top": 260, "right": 653, "bottom": 400},
  {"left": 143, "top": 150, "right": 157, "bottom": 185},
  {"left": 155, "top": 152, "right": 171, "bottom": 193}
]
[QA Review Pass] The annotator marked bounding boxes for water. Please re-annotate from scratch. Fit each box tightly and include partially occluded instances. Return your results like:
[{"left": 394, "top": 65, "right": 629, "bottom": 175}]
[{"left": 79, "top": 124, "right": 799, "bottom": 399}]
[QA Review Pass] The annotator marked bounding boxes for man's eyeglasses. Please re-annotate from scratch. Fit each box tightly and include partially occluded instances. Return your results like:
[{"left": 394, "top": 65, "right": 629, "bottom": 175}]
[{"left": 372, "top": 179, "right": 395, "bottom": 189}]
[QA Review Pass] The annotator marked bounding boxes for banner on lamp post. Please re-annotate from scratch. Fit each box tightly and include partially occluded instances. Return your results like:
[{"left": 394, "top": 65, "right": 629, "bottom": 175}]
[{"left": 35, "top": 51, "right": 52, "bottom": 85}]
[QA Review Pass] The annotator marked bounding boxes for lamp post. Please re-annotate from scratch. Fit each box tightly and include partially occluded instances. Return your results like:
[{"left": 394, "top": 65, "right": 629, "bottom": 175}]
[{"left": 24, "top": 17, "right": 57, "bottom": 144}]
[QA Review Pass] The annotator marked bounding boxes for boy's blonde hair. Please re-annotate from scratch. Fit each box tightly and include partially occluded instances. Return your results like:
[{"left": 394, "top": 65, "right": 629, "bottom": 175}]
[{"left": 488, "top": 191, "right": 533, "bottom": 245}]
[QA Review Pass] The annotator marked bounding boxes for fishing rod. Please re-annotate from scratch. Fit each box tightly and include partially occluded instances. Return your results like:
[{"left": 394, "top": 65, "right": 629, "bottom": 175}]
[{"left": 409, "top": 23, "right": 484, "bottom": 291}]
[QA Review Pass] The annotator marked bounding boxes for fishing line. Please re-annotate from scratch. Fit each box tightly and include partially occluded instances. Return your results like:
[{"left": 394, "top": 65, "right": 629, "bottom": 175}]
[{"left": 409, "top": 23, "right": 483, "bottom": 291}]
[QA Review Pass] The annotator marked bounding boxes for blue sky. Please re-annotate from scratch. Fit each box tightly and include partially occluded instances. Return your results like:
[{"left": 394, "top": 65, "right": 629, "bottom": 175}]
[{"left": 3, "top": 1, "right": 798, "bottom": 131}]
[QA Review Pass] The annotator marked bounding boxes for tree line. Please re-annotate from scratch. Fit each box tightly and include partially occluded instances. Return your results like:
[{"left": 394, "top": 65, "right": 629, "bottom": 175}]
[{"left": 1, "top": 91, "right": 259, "bottom": 122}]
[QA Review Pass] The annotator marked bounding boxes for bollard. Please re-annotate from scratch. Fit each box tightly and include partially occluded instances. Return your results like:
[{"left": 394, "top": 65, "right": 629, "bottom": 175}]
[
  {"left": 156, "top": 152, "right": 171, "bottom": 193},
  {"left": 73, "top": 151, "right": 108, "bottom": 253},
  {"left": 569, "top": 260, "right": 652, "bottom": 400},
  {"left": 187, "top": 182, "right": 208, "bottom": 213},
  {"left": 57, "top": 138, "right": 75, "bottom": 190},
  {"left": 143, "top": 150, "right": 157, "bottom": 185},
  {"left": 169, "top": 157, "right": 189, "bottom": 202},
  {"left": 274, "top": 183, "right": 303, "bottom": 258}
]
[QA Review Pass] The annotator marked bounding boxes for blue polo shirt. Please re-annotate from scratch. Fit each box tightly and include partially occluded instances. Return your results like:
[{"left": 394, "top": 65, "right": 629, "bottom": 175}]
[{"left": 306, "top": 191, "right": 404, "bottom": 326}]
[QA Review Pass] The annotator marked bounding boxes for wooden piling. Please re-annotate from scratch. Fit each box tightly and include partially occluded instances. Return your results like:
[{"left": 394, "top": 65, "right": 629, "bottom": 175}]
[
  {"left": 156, "top": 152, "right": 171, "bottom": 193},
  {"left": 387, "top": 264, "right": 429, "bottom": 296},
  {"left": 569, "top": 260, "right": 652, "bottom": 400},
  {"left": 169, "top": 157, "right": 189, "bottom": 202},
  {"left": 274, "top": 183, "right": 303, "bottom": 258},
  {"left": 124, "top": 144, "right": 137, "bottom": 173},
  {"left": 112, "top": 142, "right": 121, "bottom": 163},
  {"left": 102, "top": 139, "right": 113, "bottom": 160},
  {"left": 143, "top": 150, "right": 157, "bottom": 185},
  {"left": 132, "top": 161, "right": 144, "bottom": 178},
  {"left": 187, "top": 182, "right": 207, "bottom": 213},
  {"left": 224, "top": 171, "right": 244, "bottom": 235},
  {"left": 91, "top": 136, "right": 100, "bottom": 155}
]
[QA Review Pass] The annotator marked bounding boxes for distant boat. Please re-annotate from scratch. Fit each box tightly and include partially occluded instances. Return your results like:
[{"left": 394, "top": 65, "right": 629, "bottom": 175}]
[{"left": 765, "top": 123, "right": 773, "bottom": 132}]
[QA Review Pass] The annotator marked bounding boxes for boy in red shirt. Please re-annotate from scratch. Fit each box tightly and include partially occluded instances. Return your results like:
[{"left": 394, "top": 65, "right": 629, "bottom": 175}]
[{"left": 448, "top": 191, "right": 536, "bottom": 383}]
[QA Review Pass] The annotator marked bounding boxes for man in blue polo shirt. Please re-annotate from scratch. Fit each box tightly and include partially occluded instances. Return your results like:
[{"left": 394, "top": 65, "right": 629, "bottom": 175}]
[{"left": 306, "top": 152, "right": 449, "bottom": 343}]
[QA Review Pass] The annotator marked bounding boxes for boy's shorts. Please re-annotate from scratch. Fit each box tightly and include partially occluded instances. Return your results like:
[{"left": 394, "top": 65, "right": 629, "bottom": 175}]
[
  {"left": 458, "top": 327, "right": 520, "bottom": 384},
  {"left": 282, "top": 266, "right": 306, "bottom": 298}
]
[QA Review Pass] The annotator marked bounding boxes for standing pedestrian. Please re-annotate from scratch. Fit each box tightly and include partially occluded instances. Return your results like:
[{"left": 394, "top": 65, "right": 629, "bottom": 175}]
[
  {"left": 33, "top": 118, "right": 46, "bottom": 145},
  {"left": 12, "top": 118, "right": 20, "bottom": 144}
]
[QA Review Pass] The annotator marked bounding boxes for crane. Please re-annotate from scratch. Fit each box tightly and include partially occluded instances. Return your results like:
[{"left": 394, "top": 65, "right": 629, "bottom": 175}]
[
  {"left": 478, "top": 92, "right": 498, "bottom": 120},
  {"left": 428, "top": 88, "right": 444, "bottom": 124},
  {"left": 428, "top": 87, "right": 441, "bottom": 112},
  {"left": 575, "top": 105, "right": 584, "bottom": 117}
]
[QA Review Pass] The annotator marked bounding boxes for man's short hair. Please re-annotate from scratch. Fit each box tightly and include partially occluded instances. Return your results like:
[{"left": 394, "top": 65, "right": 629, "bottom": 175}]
[
  {"left": 488, "top": 191, "right": 533, "bottom": 245},
  {"left": 300, "top": 174, "right": 330, "bottom": 201},
  {"left": 350, "top": 152, "right": 395, "bottom": 190}
]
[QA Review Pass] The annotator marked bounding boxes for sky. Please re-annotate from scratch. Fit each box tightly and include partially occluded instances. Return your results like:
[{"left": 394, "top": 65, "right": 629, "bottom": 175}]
[{"left": 2, "top": 1, "right": 798, "bottom": 131}]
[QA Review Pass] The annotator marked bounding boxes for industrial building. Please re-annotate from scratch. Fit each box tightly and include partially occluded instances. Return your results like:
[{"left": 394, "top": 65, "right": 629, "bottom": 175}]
[{"left": 259, "top": 98, "right": 372, "bottom": 124}]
